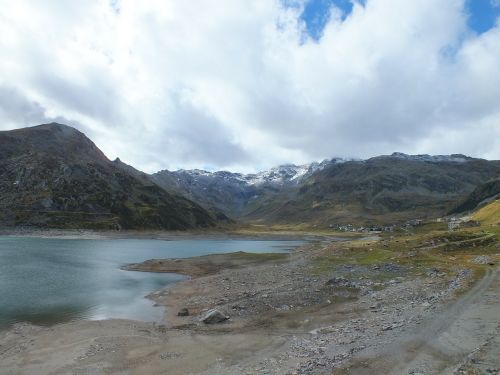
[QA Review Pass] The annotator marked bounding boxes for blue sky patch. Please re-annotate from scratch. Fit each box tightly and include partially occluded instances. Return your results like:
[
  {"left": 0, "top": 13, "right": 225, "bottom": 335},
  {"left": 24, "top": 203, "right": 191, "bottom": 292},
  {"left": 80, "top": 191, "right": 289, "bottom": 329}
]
[
  {"left": 292, "top": 0, "right": 499, "bottom": 41},
  {"left": 299, "top": 0, "right": 356, "bottom": 40},
  {"left": 466, "top": 0, "right": 500, "bottom": 34}
]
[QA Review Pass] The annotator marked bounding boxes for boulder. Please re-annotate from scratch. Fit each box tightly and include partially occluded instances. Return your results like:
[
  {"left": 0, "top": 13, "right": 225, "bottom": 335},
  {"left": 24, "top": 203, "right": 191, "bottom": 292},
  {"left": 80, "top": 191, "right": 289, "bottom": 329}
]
[
  {"left": 201, "top": 309, "right": 229, "bottom": 324},
  {"left": 325, "top": 277, "right": 356, "bottom": 288},
  {"left": 177, "top": 308, "right": 189, "bottom": 317}
]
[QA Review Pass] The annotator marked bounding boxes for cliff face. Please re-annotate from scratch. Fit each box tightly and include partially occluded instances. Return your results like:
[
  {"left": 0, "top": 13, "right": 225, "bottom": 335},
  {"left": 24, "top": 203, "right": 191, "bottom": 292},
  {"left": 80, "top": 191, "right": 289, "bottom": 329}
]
[{"left": 0, "top": 123, "right": 217, "bottom": 230}]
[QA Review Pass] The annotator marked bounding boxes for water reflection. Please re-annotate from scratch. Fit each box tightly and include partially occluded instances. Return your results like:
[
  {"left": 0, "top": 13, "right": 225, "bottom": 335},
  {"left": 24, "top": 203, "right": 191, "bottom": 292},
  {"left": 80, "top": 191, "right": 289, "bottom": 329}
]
[{"left": 0, "top": 237, "right": 303, "bottom": 328}]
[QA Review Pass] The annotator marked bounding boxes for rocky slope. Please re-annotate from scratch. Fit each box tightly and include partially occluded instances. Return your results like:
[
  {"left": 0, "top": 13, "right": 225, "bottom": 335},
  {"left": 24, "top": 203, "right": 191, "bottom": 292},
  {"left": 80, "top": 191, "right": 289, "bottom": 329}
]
[
  {"left": 252, "top": 153, "right": 500, "bottom": 225},
  {"left": 153, "top": 153, "right": 500, "bottom": 225},
  {"left": 0, "top": 123, "right": 217, "bottom": 230},
  {"left": 450, "top": 178, "right": 500, "bottom": 214},
  {"left": 151, "top": 160, "right": 333, "bottom": 217}
]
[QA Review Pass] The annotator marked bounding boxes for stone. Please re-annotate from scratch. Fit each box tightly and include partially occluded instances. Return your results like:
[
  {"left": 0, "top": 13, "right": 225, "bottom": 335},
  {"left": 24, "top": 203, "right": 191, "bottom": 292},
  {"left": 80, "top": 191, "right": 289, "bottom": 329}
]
[
  {"left": 325, "top": 277, "right": 356, "bottom": 288},
  {"left": 370, "top": 302, "right": 382, "bottom": 310},
  {"left": 177, "top": 308, "right": 189, "bottom": 317},
  {"left": 201, "top": 309, "right": 229, "bottom": 324}
]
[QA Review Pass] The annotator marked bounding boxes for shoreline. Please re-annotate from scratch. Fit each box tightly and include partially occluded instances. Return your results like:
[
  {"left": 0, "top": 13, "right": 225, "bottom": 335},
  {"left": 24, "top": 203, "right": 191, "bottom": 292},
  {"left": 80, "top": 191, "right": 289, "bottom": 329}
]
[
  {"left": 1, "top": 231, "right": 498, "bottom": 374},
  {"left": 0, "top": 227, "right": 340, "bottom": 241},
  {"left": 122, "top": 251, "right": 291, "bottom": 278},
  {"left": 0, "top": 233, "right": 311, "bottom": 332}
]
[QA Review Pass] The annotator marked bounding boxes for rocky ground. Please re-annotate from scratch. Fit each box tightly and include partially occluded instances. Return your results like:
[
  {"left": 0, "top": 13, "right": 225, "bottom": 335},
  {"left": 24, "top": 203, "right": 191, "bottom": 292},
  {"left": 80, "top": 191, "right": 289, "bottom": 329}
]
[
  {"left": 0, "top": 229, "right": 499, "bottom": 374},
  {"left": 149, "top": 238, "right": 498, "bottom": 375}
]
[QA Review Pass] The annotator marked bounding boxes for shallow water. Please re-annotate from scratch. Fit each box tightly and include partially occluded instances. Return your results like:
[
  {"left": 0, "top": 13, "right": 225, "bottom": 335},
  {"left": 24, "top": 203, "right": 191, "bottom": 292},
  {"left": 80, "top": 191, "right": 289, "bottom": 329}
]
[{"left": 0, "top": 237, "right": 304, "bottom": 328}]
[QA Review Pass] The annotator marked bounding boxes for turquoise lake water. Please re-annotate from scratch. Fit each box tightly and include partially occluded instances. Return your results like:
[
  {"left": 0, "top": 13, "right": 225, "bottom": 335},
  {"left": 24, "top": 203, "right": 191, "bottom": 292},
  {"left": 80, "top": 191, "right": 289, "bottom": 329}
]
[{"left": 0, "top": 237, "right": 304, "bottom": 328}]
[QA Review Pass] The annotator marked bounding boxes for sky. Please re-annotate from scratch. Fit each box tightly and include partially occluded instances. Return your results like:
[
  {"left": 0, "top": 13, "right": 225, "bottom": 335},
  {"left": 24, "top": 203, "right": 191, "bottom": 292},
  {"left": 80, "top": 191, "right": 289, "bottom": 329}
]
[{"left": 0, "top": 0, "right": 499, "bottom": 173}]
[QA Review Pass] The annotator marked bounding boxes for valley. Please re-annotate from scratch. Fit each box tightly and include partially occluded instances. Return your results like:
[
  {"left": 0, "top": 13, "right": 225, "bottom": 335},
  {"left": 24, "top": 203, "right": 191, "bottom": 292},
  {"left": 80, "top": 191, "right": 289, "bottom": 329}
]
[
  {"left": 0, "top": 211, "right": 498, "bottom": 374},
  {"left": 2, "top": 123, "right": 499, "bottom": 232},
  {"left": 2, "top": 1, "right": 500, "bottom": 373},
  {"left": 152, "top": 153, "right": 500, "bottom": 227},
  {"left": 0, "top": 123, "right": 499, "bottom": 374}
]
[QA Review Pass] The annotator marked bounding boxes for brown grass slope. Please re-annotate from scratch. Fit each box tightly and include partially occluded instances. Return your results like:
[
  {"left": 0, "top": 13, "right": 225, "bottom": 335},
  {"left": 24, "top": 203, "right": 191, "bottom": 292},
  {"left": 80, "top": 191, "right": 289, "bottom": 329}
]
[{"left": 472, "top": 199, "right": 500, "bottom": 227}]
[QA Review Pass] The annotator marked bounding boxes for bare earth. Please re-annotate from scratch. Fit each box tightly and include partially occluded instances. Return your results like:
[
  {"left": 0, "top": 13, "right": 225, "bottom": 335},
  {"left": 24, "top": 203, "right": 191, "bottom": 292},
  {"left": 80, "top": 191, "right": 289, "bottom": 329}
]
[{"left": 0, "top": 237, "right": 499, "bottom": 375}]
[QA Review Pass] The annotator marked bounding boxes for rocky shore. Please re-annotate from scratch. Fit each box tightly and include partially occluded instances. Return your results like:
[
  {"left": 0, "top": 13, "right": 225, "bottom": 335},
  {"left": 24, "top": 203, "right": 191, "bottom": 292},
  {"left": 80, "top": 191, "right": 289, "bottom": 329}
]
[
  {"left": 0, "top": 233, "right": 498, "bottom": 374},
  {"left": 139, "top": 239, "right": 498, "bottom": 374}
]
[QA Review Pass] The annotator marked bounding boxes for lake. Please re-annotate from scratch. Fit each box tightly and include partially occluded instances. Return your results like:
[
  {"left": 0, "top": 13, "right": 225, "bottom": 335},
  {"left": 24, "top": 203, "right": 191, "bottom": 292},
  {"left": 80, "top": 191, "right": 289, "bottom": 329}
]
[{"left": 0, "top": 236, "right": 304, "bottom": 329}]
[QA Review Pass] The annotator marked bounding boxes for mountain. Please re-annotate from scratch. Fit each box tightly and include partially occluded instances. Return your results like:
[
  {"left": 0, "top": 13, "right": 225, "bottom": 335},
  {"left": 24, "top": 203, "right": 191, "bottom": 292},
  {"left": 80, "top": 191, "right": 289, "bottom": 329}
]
[
  {"left": 151, "top": 160, "right": 334, "bottom": 218},
  {"left": 6, "top": 124, "right": 495, "bottom": 230},
  {"left": 387, "top": 152, "right": 472, "bottom": 163},
  {"left": 153, "top": 153, "right": 500, "bottom": 226},
  {"left": 0, "top": 123, "right": 217, "bottom": 230},
  {"left": 250, "top": 153, "right": 500, "bottom": 225},
  {"left": 450, "top": 178, "right": 500, "bottom": 214}
]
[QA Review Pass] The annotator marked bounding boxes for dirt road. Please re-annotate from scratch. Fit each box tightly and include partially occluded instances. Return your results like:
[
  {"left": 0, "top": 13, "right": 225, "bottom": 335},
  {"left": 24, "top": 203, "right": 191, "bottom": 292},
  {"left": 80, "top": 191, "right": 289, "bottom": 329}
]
[{"left": 341, "top": 268, "right": 500, "bottom": 374}]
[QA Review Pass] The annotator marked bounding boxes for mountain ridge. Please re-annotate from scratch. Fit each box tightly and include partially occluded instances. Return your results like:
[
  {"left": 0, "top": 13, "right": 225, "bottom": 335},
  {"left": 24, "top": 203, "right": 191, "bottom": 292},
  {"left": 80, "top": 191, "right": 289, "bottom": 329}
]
[
  {"left": 2, "top": 123, "right": 499, "bottom": 229},
  {"left": 0, "top": 123, "right": 217, "bottom": 230},
  {"left": 153, "top": 153, "right": 500, "bottom": 225}
]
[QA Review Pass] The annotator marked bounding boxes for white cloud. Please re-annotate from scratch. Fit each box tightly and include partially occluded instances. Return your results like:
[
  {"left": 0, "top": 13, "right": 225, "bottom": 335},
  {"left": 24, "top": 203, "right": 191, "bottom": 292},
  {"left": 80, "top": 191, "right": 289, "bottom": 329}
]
[{"left": 0, "top": 0, "right": 499, "bottom": 173}]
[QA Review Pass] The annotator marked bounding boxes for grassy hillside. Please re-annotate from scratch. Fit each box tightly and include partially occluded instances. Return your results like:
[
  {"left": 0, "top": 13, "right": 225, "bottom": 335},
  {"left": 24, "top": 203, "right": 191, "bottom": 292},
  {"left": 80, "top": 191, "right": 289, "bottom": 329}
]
[{"left": 473, "top": 200, "right": 500, "bottom": 227}]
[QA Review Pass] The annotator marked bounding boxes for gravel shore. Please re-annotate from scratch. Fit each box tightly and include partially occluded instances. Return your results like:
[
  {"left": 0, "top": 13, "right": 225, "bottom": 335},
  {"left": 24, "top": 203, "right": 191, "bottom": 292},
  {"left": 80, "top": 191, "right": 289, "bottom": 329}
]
[{"left": 1, "top": 235, "right": 498, "bottom": 374}]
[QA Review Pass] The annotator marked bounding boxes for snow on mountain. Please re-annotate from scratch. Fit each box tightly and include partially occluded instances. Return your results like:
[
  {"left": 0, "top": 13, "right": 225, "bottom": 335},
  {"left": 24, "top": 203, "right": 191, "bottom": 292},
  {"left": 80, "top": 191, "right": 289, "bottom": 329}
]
[
  {"left": 388, "top": 152, "right": 470, "bottom": 163},
  {"left": 155, "top": 153, "right": 479, "bottom": 197},
  {"left": 241, "top": 163, "right": 320, "bottom": 186},
  {"left": 172, "top": 160, "right": 335, "bottom": 187},
  {"left": 151, "top": 153, "right": 493, "bottom": 223}
]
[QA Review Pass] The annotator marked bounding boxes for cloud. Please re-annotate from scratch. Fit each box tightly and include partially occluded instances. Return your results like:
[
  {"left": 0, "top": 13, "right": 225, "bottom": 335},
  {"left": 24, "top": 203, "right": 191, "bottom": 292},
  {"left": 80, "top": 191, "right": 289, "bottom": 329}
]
[
  {"left": 0, "top": 0, "right": 499, "bottom": 173},
  {"left": 0, "top": 85, "right": 102, "bottom": 143},
  {"left": 0, "top": 86, "right": 48, "bottom": 126}
]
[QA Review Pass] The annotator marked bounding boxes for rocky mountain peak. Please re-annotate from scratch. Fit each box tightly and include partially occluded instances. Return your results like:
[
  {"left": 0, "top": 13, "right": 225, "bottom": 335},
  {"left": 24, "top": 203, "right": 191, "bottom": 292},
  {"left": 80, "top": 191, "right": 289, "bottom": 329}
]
[
  {"left": 0, "top": 123, "right": 108, "bottom": 163},
  {"left": 0, "top": 123, "right": 217, "bottom": 230}
]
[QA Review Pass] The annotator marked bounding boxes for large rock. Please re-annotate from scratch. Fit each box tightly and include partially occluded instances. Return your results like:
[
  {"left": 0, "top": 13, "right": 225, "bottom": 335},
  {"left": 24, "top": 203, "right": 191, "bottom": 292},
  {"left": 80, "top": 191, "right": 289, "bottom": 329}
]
[
  {"left": 201, "top": 309, "right": 229, "bottom": 324},
  {"left": 325, "top": 277, "right": 356, "bottom": 288},
  {"left": 177, "top": 308, "right": 189, "bottom": 317}
]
